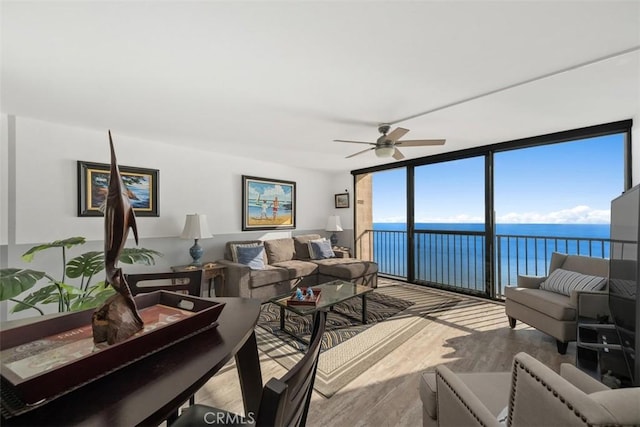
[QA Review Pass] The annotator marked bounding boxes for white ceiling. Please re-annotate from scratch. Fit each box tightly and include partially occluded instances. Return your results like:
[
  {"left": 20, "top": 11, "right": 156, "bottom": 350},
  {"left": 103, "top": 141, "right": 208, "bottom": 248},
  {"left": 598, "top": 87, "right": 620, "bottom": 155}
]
[{"left": 2, "top": 1, "right": 639, "bottom": 172}]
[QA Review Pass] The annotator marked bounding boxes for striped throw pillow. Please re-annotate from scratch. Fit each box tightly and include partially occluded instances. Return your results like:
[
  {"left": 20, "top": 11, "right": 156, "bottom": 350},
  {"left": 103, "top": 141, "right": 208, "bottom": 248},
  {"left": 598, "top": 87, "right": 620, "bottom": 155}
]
[
  {"left": 539, "top": 268, "right": 607, "bottom": 296},
  {"left": 230, "top": 243, "right": 260, "bottom": 263}
]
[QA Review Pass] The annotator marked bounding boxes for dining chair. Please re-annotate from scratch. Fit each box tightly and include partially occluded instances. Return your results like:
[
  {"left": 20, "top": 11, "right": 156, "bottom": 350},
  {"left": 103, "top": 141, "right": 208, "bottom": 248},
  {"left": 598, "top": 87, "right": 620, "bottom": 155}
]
[
  {"left": 125, "top": 270, "right": 203, "bottom": 297},
  {"left": 124, "top": 269, "right": 204, "bottom": 416},
  {"left": 169, "top": 310, "right": 328, "bottom": 427}
]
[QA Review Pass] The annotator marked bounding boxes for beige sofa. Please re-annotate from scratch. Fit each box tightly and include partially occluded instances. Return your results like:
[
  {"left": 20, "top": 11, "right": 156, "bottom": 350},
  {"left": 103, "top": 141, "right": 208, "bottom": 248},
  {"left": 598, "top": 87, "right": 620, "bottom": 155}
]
[
  {"left": 217, "top": 234, "right": 378, "bottom": 301},
  {"left": 419, "top": 352, "right": 640, "bottom": 426},
  {"left": 505, "top": 252, "right": 609, "bottom": 354}
]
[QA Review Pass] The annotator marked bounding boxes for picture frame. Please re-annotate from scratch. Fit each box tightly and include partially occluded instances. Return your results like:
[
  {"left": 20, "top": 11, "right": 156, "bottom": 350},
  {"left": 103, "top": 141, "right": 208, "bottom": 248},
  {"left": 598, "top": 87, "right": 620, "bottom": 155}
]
[
  {"left": 242, "top": 175, "right": 296, "bottom": 231},
  {"left": 77, "top": 161, "right": 159, "bottom": 217},
  {"left": 335, "top": 193, "right": 349, "bottom": 209}
]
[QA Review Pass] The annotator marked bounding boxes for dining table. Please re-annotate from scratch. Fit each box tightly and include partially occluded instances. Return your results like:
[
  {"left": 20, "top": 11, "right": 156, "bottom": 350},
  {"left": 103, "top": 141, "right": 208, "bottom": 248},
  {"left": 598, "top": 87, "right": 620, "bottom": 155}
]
[{"left": 0, "top": 297, "right": 263, "bottom": 426}]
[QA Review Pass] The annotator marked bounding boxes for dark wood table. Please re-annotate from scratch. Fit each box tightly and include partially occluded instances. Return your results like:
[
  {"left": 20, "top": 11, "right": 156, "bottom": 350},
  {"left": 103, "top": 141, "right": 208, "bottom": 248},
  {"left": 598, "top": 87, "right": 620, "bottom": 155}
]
[{"left": 1, "top": 297, "right": 263, "bottom": 426}]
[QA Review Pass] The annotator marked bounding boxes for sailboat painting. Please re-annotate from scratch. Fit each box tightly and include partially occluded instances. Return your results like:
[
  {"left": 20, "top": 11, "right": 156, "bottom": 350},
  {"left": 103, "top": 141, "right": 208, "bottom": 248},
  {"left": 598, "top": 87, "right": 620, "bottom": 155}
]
[{"left": 242, "top": 175, "right": 296, "bottom": 231}]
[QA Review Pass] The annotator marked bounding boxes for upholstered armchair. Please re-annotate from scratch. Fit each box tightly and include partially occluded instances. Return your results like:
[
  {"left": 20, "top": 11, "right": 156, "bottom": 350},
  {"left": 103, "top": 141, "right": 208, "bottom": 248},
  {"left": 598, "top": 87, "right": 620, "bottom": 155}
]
[
  {"left": 504, "top": 252, "right": 609, "bottom": 354},
  {"left": 419, "top": 352, "right": 640, "bottom": 426}
]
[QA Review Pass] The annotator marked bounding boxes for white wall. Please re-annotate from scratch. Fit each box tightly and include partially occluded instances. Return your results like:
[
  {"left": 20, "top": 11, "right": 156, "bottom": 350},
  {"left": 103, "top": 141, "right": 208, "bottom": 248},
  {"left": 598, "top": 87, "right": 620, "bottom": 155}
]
[
  {"left": 12, "top": 117, "right": 349, "bottom": 243},
  {"left": 1, "top": 116, "right": 354, "bottom": 319}
]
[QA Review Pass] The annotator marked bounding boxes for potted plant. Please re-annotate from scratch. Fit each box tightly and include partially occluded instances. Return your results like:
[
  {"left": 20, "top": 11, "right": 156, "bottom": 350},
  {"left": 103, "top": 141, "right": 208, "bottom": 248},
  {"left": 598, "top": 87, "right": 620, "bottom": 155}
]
[{"left": 0, "top": 236, "right": 162, "bottom": 315}]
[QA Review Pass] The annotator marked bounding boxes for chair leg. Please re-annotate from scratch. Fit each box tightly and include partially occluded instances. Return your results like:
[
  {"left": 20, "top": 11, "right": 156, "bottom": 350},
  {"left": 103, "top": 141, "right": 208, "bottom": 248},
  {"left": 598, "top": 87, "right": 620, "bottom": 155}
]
[
  {"left": 508, "top": 316, "right": 516, "bottom": 328},
  {"left": 556, "top": 340, "right": 568, "bottom": 354},
  {"left": 189, "top": 395, "right": 195, "bottom": 406}
]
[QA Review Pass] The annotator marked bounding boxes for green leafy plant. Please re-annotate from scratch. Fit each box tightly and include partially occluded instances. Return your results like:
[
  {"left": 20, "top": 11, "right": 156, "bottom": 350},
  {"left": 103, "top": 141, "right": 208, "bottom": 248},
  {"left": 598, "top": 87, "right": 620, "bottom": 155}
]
[{"left": 0, "top": 237, "right": 162, "bottom": 315}]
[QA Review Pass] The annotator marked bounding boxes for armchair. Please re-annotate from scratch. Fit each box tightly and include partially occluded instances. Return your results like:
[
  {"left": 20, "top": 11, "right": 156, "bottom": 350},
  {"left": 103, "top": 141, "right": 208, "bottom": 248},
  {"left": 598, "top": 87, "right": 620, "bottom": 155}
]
[
  {"left": 419, "top": 352, "right": 640, "bottom": 426},
  {"left": 504, "top": 252, "right": 609, "bottom": 354}
]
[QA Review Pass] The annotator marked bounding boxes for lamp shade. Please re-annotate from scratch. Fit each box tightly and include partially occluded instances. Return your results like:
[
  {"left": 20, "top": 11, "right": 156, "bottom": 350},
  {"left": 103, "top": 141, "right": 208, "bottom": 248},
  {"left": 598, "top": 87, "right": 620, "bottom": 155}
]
[
  {"left": 325, "top": 215, "right": 343, "bottom": 232},
  {"left": 180, "top": 214, "right": 213, "bottom": 240}
]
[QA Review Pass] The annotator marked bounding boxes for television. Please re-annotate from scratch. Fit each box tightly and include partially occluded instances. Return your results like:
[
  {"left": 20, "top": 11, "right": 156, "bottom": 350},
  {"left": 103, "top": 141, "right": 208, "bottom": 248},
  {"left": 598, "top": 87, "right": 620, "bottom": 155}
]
[{"left": 609, "top": 184, "right": 640, "bottom": 387}]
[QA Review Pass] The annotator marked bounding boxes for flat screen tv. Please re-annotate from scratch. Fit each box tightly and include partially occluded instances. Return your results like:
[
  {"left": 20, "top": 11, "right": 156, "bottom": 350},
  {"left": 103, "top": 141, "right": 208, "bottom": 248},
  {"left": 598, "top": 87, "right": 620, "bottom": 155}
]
[{"left": 609, "top": 184, "right": 640, "bottom": 386}]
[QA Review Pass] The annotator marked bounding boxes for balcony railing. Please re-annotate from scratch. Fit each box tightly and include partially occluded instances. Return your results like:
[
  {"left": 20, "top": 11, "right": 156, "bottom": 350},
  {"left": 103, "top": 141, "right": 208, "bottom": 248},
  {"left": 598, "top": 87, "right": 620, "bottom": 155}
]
[{"left": 361, "top": 229, "right": 610, "bottom": 298}]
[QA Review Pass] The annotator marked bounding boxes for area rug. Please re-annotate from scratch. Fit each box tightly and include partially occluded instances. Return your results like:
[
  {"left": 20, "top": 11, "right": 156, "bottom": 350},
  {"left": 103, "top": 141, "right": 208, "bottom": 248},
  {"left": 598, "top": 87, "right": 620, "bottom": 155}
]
[{"left": 256, "top": 283, "right": 458, "bottom": 397}]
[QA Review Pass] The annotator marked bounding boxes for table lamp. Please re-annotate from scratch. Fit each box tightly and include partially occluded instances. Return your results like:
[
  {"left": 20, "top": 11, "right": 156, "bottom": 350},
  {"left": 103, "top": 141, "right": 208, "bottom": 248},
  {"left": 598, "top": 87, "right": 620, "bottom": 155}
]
[
  {"left": 180, "top": 213, "right": 213, "bottom": 266},
  {"left": 325, "top": 215, "right": 343, "bottom": 246}
]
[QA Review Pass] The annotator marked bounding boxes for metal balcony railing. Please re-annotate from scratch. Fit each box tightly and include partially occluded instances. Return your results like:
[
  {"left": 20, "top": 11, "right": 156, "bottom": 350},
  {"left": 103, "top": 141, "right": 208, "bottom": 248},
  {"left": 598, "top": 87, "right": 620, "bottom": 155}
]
[{"left": 361, "top": 229, "right": 610, "bottom": 299}]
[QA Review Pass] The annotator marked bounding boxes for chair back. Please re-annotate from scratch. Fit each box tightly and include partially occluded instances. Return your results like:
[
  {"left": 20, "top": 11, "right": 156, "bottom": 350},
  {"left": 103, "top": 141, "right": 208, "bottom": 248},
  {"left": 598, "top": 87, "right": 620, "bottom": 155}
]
[
  {"left": 125, "top": 270, "right": 203, "bottom": 296},
  {"left": 256, "top": 310, "right": 327, "bottom": 427}
]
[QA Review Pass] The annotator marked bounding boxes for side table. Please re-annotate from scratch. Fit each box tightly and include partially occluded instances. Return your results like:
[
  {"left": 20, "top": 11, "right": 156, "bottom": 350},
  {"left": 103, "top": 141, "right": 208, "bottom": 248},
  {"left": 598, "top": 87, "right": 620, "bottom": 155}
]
[
  {"left": 171, "top": 262, "right": 226, "bottom": 297},
  {"left": 332, "top": 246, "right": 351, "bottom": 258}
]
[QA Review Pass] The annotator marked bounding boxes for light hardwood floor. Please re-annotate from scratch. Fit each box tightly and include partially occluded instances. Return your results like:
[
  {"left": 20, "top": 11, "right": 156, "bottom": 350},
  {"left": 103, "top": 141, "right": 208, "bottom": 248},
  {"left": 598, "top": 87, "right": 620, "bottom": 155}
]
[{"left": 190, "top": 280, "right": 575, "bottom": 426}]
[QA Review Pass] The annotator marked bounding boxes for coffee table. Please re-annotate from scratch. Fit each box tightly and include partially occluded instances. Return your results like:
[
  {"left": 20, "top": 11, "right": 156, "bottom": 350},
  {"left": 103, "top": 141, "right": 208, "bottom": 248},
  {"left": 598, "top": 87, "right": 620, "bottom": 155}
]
[{"left": 270, "top": 280, "right": 374, "bottom": 345}]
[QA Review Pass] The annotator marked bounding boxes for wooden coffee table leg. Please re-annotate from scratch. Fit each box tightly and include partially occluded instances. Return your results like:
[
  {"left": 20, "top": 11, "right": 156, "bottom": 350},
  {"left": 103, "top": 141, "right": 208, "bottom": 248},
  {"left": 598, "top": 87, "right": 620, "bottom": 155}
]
[{"left": 362, "top": 294, "right": 368, "bottom": 324}]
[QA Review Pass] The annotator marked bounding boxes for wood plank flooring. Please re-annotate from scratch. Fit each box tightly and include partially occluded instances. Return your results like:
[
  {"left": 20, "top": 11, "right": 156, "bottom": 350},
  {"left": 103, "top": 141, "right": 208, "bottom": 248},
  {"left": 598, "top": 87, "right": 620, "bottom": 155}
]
[{"left": 189, "top": 279, "right": 575, "bottom": 426}]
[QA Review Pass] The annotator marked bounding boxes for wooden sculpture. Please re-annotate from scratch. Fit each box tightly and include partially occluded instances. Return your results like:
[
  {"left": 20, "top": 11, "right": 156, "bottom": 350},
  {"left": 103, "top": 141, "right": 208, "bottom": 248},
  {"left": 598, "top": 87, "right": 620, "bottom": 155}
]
[{"left": 92, "top": 131, "right": 144, "bottom": 344}]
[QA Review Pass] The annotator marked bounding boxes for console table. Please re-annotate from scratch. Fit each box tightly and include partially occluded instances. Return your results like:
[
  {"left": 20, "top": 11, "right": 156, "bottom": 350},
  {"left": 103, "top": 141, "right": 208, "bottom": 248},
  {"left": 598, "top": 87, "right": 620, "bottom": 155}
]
[
  {"left": 1, "top": 297, "right": 262, "bottom": 426},
  {"left": 172, "top": 262, "right": 226, "bottom": 297}
]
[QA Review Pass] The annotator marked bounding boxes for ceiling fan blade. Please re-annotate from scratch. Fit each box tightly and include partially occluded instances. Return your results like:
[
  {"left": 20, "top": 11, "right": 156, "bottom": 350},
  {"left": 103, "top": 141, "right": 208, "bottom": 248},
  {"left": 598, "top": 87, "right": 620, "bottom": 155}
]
[
  {"left": 385, "top": 127, "right": 410, "bottom": 142},
  {"left": 396, "top": 139, "right": 446, "bottom": 147},
  {"left": 334, "top": 139, "right": 376, "bottom": 145},
  {"left": 392, "top": 148, "right": 405, "bottom": 160},
  {"left": 346, "top": 147, "right": 375, "bottom": 158}
]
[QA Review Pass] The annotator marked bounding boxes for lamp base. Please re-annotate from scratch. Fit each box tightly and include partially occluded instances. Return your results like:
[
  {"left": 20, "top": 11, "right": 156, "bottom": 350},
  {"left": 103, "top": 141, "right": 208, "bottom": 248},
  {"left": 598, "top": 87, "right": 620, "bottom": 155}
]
[
  {"left": 329, "top": 233, "right": 338, "bottom": 246},
  {"left": 189, "top": 239, "right": 204, "bottom": 266}
]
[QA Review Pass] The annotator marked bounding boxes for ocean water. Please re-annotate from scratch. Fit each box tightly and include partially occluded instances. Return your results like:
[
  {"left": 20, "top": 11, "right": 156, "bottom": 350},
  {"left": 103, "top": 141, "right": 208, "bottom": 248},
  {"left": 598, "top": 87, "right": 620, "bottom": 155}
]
[{"left": 371, "top": 222, "right": 610, "bottom": 293}]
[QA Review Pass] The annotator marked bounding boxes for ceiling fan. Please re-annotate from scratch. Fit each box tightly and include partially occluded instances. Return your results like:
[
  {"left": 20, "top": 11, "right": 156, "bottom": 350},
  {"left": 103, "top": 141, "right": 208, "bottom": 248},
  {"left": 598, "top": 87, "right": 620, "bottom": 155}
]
[{"left": 335, "top": 124, "right": 446, "bottom": 160}]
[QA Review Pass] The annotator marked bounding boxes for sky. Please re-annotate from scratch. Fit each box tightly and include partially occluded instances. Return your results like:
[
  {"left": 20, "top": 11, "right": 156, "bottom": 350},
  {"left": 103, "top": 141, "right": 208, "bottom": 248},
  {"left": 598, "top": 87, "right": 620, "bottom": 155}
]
[{"left": 372, "top": 133, "right": 625, "bottom": 224}]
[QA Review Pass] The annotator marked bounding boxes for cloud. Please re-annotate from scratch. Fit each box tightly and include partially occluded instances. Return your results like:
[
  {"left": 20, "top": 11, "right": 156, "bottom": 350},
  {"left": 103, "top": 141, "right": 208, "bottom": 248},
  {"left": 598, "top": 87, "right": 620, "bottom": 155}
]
[
  {"left": 375, "top": 206, "right": 610, "bottom": 224},
  {"left": 497, "top": 205, "right": 610, "bottom": 224}
]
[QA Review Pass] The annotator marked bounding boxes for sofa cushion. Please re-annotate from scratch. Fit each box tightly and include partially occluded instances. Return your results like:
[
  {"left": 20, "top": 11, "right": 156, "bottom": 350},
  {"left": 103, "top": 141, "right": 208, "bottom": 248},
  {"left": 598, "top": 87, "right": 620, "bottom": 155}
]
[
  {"left": 312, "top": 258, "right": 378, "bottom": 280},
  {"left": 236, "top": 245, "right": 266, "bottom": 270},
  {"left": 589, "top": 388, "right": 640, "bottom": 425},
  {"left": 292, "top": 234, "right": 323, "bottom": 260},
  {"left": 271, "top": 260, "right": 319, "bottom": 279},
  {"left": 540, "top": 268, "right": 607, "bottom": 296},
  {"left": 308, "top": 239, "right": 335, "bottom": 259},
  {"left": 505, "top": 286, "right": 576, "bottom": 321},
  {"left": 264, "top": 238, "right": 295, "bottom": 264},
  {"left": 248, "top": 265, "right": 289, "bottom": 289}
]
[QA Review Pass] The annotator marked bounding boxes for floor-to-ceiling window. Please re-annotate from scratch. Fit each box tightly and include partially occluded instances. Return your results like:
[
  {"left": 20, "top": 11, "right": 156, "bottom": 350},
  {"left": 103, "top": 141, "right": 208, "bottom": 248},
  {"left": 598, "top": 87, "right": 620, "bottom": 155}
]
[
  {"left": 413, "top": 157, "right": 486, "bottom": 293},
  {"left": 494, "top": 133, "right": 626, "bottom": 296},
  {"left": 353, "top": 120, "right": 631, "bottom": 299}
]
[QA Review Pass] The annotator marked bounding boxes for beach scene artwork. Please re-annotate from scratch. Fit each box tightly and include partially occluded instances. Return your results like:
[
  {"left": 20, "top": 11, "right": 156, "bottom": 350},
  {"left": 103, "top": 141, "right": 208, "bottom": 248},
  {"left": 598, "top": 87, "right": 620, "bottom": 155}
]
[{"left": 243, "top": 176, "right": 295, "bottom": 230}]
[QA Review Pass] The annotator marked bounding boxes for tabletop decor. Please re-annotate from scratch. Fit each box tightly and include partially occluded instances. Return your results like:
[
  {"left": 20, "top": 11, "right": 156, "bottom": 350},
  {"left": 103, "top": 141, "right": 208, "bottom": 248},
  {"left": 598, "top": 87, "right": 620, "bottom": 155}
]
[
  {"left": 242, "top": 175, "right": 296, "bottom": 231},
  {"left": 180, "top": 213, "right": 213, "bottom": 266},
  {"left": 77, "top": 160, "right": 159, "bottom": 217}
]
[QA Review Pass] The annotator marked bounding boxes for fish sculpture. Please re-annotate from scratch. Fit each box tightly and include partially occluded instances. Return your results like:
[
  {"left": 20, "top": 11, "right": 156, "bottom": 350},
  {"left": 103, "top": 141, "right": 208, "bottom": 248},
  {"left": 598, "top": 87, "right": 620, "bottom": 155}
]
[{"left": 92, "top": 131, "right": 144, "bottom": 344}]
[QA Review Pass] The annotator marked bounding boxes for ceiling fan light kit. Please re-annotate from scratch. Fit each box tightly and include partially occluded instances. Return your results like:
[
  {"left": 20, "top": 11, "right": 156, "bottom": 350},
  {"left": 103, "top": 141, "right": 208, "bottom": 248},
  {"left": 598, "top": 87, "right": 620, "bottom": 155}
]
[
  {"left": 335, "top": 123, "right": 446, "bottom": 160},
  {"left": 375, "top": 146, "right": 395, "bottom": 158}
]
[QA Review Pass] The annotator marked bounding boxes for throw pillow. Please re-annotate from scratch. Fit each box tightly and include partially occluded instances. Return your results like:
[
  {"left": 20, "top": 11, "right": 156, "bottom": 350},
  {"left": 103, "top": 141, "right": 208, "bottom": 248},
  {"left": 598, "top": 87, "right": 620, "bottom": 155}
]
[
  {"left": 230, "top": 242, "right": 260, "bottom": 263},
  {"left": 308, "top": 239, "right": 335, "bottom": 260},
  {"left": 236, "top": 245, "right": 266, "bottom": 270},
  {"left": 539, "top": 268, "right": 607, "bottom": 296}
]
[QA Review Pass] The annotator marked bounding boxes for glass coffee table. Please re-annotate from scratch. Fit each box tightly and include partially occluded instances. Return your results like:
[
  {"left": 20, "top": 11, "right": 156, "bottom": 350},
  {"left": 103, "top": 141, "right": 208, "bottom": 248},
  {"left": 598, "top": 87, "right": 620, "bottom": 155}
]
[{"left": 270, "top": 280, "right": 374, "bottom": 345}]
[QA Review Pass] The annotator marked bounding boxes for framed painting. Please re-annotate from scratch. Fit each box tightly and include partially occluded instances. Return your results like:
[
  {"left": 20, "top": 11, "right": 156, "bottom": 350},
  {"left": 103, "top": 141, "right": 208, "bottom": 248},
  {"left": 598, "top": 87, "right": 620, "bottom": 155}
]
[
  {"left": 77, "top": 161, "right": 159, "bottom": 217},
  {"left": 242, "top": 175, "right": 296, "bottom": 231},
  {"left": 335, "top": 193, "right": 349, "bottom": 209}
]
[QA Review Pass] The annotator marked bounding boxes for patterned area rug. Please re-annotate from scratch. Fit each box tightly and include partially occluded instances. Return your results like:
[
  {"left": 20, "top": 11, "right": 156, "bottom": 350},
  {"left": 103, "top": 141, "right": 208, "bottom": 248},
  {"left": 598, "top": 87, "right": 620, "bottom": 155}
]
[{"left": 256, "top": 282, "right": 453, "bottom": 397}]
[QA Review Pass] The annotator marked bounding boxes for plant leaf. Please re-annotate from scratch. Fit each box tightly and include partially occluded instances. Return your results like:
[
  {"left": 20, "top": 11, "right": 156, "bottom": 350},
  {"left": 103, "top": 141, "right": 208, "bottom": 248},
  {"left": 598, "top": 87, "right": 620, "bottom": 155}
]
[
  {"left": 119, "top": 248, "right": 163, "bottom": 265},
  {"left": 11, "top": 284, "right": 60, "bottom": 313},
  {"left": 0, "top": 268, "right": 46, "bottom": 300},
  {"left": 21, "top": 237, "right": 86, "bottom": 262},
  {"left": 72, "top": 287, "right": 115, "bottom": 310},
  {"left": 66, "top": 251, "right": 104, "bottom": 279}
]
